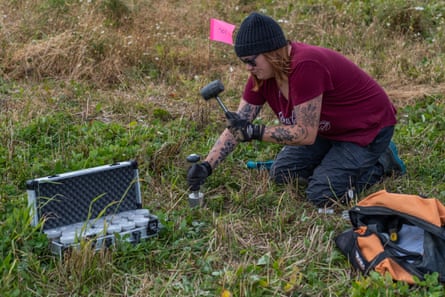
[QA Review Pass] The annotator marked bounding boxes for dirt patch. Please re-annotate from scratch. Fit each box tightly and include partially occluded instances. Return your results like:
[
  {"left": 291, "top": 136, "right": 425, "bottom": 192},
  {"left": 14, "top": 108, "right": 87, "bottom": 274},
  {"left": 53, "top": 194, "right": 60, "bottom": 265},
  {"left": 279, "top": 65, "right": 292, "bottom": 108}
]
[{"left": 384, "top": 83, "right": 445, "bottom": 107}]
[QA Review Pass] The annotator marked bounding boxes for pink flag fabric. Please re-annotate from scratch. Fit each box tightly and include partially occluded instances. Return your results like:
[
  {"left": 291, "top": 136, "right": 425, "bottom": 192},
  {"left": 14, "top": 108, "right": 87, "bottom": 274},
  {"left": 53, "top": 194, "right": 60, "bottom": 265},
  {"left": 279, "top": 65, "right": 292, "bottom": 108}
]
[{"left": 209, "top": 18, "right": 236, "bottom": 45}]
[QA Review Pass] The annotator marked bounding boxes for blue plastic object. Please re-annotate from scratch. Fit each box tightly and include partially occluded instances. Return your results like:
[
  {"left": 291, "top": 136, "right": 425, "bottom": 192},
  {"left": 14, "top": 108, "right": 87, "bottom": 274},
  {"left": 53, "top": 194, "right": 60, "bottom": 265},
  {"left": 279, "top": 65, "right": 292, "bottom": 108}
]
[{"left": 246, "top": 160, "right": 274, "bottom": 170}]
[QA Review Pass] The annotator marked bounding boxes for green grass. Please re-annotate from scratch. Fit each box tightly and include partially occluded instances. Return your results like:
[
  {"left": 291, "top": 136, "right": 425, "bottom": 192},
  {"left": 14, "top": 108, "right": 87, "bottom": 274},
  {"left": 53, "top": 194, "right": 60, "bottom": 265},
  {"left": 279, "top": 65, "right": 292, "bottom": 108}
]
[{"left": 1, "top": 0, "right": 445, "bottom": 296}]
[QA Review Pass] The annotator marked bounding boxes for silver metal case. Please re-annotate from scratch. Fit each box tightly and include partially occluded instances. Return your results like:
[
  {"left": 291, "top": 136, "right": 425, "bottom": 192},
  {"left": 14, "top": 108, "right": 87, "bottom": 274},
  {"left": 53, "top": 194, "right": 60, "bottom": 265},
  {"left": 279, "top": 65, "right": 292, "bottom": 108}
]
[{"left": 26, "top": 160, "right": 160, "bottom": 257}]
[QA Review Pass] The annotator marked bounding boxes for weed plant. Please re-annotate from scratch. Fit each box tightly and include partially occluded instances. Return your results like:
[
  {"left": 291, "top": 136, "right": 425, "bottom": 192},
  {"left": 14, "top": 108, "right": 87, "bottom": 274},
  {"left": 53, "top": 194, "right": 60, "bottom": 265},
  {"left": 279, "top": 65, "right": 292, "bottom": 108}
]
[{"left": 1, "top": 0, "right": 445, "bottom": 296}]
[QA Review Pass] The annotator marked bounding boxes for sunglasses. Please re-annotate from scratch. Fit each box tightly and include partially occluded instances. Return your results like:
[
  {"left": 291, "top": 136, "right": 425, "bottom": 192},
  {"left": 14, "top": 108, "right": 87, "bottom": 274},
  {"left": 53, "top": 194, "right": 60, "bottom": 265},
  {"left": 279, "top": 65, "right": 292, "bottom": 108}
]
[{"left": 240, "top": 55, "right": 258, "bottom": 67}]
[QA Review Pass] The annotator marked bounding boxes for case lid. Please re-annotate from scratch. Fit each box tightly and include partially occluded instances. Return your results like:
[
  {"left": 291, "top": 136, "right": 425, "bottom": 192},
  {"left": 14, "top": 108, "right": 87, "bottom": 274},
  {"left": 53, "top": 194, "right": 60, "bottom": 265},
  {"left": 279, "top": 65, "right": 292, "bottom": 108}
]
[{"left": 27, "top": 160, "right": 142, "bottom": 229}]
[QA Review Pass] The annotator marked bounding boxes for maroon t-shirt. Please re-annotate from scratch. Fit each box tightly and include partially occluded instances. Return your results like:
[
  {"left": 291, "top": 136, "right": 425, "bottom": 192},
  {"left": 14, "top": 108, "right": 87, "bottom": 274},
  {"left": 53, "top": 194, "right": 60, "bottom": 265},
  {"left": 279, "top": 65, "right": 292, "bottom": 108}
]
[{"left": 243, "top": 42, "right": 397, "bottom": 146}]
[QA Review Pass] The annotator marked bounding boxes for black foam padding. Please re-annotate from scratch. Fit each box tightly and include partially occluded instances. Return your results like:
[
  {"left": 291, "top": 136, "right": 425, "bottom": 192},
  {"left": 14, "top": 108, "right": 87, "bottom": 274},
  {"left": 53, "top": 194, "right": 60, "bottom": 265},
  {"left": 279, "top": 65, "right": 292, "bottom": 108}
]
[{"left": 30, "top": 163, "right": 140, "bottom": 230}]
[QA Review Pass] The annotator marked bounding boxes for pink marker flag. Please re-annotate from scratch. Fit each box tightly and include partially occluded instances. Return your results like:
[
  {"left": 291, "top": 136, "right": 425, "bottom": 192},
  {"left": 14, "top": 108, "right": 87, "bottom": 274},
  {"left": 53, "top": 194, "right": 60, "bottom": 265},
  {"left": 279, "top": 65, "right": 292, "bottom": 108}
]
[{"left": 209, "top": 18, "right": 236, "bottom": 45}]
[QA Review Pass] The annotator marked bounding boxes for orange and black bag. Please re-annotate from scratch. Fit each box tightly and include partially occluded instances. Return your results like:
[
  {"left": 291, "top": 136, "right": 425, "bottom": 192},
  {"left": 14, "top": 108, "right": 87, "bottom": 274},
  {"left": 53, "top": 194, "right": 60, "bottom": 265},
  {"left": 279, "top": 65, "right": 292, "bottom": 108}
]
[{"left": 335, "top": 190, "right": 445, "bottom": 284}]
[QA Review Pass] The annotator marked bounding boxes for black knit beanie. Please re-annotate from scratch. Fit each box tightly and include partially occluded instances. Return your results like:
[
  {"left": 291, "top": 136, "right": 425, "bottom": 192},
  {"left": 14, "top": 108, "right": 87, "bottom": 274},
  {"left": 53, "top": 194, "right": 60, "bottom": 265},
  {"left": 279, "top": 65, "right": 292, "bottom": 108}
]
[{"left": 234, "top": 12, "right": 287, "bottom": 57}]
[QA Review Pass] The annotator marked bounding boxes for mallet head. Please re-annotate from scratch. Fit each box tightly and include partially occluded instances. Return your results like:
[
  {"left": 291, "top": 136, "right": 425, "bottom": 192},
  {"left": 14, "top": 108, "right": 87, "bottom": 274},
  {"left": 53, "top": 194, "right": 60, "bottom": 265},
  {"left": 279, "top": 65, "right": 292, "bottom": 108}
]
[
  {"left": 200, "top": 80, "right": 224, "bottom": 100},
  {"left": 200, "top": 80, "right": 230, "bottom": 115}
]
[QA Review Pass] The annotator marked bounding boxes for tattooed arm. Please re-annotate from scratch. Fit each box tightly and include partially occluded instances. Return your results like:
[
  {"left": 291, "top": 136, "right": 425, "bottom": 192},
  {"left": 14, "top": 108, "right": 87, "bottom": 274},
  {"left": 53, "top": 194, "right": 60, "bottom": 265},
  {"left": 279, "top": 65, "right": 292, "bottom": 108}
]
[
  {"left": 203, "top": 94, "right": 320, "bottom": 168},
  {"left": 262, "top": 94, "right": 322, "bottom": 145},
  {"left": 204, "top": 99, "right": 262, "bottom": 168}
]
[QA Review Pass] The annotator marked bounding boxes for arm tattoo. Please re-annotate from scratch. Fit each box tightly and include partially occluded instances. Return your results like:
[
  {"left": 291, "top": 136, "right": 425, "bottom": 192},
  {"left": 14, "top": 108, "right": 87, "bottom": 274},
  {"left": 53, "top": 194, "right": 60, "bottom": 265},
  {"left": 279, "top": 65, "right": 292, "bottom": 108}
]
[
  {"left": 296, "top": 101, "right": 319, "bottom": 129},
  {"left": 270, "top": 126, "right": 309, "bottom": 144},
  {"left": 238, "top": 103, "right": 262, "bottom": 121},
  {"left": 271, "top": 127, "right": 293, "bottom": 143},
  {"left": 206, "top": 102, "right": 262, "bottom": 167},
  {"left": 208, "top": 132, "right": 237, "bottom": 167},
  {"left": 216, "top": 138, "right": 236, "bottom": 166},
  {"left": 269, "top": 95, "right": 321, "bottom": 145}
]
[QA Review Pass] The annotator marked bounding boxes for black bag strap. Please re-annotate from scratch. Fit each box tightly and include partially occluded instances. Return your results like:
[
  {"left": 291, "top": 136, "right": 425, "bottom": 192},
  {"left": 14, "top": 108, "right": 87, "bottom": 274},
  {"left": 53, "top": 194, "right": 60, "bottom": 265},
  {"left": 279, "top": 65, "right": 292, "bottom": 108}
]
[{"left": 364, "top": 251, "right": 387, "bottom": 275}]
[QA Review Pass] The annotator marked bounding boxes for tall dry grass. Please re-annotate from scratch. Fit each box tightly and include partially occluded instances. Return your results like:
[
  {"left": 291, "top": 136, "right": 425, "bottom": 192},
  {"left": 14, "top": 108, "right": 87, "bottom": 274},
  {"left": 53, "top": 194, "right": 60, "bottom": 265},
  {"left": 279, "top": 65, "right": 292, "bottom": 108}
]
[
  {"left": 1, "top": 0, "right": 236, "bottom": 85},
  {"left": 1, "top": 0, "right": 444, "bottom": 96},
  {"left": 1, "top": 0, "right": 444, "bottom": 148}
]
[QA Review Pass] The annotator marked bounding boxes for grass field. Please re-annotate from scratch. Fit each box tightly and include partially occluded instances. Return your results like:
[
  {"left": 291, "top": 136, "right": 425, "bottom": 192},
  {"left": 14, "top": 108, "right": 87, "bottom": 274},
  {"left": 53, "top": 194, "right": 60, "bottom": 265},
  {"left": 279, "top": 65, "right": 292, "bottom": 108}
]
[{"left": 1, "top": 0, "right": 445, "bottom": 296}]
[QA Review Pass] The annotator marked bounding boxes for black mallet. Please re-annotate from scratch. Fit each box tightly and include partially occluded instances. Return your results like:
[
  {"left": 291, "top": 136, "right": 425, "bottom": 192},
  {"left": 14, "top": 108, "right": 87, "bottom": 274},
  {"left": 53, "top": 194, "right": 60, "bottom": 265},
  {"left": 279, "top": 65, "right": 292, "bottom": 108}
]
[{"left": 200, "top": 80, "right": 232, "bottom": 118}]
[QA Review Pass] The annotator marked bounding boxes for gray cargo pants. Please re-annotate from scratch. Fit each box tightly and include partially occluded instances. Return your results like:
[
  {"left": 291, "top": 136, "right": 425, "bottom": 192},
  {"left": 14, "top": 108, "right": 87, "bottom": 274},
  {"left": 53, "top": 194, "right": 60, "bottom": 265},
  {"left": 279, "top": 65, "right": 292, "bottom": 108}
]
[{"left": 270, "top": 126, "right": 394, "bottom": 207}]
